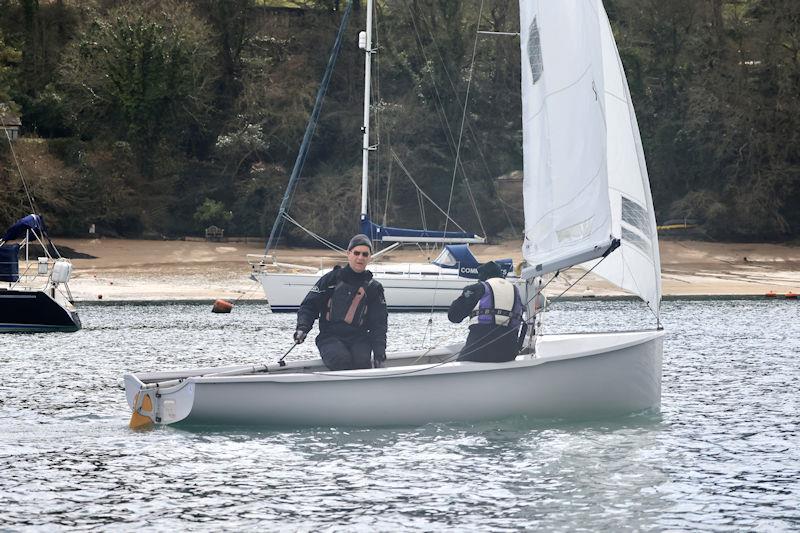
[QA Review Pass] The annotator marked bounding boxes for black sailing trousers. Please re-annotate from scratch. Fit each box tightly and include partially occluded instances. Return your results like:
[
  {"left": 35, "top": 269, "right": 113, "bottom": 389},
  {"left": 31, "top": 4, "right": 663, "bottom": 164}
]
[{"left": 316, "top": 334, "right": 373, "bottom": 371}]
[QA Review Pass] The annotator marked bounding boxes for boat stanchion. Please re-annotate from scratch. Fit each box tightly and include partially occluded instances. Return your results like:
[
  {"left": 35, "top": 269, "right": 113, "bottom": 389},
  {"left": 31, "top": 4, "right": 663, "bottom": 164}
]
[{"left": 212, "top": 299, "right": 233, "bottom": 313}]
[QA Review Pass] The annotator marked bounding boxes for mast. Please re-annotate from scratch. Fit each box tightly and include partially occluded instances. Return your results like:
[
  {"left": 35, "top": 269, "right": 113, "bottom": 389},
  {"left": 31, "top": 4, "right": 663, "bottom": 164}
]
[{"left": 359, "top": 0, "right": 374, "bottom": 219}]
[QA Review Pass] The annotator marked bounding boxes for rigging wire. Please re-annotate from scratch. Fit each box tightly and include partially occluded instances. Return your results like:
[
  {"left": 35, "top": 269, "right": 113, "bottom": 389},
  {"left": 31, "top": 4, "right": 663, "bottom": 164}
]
[
  {"left": 370, "top": 4, "right": 480, "bottom": 241},
  {"left": 0, "top": 108, "right": 39, "bottom": 216},
  {"left": 416, "top": 188, "right": 427, "bottom": 232},
  {"left": 382, "top": 144, "right": 392, "bottom": 225},
  {"left": 614, "top": 246, "right": 661, "bottom": 324},
  {"left": 1, "top": 109, "right": 65, "bottom": 260},
  {"left": 441, "top": 0, "right": 485, "bottom": 244},
  {"left": 416, "top": 7, "right": 518, "bottom": 235},
  {"left": 405, "top": 3, "right": 488, "bottom": 239},
  {"left": 390, "top": 149, "right": 468, "bottom": 232},
  {"left": 419, "top": 0, "right": 486, "bottom": 341},
  {"left": 264, "top": 1, "right": 353, "bottom": 256},
  {"left": 282, "top": 213, "right": 347, "bottom": 254}
]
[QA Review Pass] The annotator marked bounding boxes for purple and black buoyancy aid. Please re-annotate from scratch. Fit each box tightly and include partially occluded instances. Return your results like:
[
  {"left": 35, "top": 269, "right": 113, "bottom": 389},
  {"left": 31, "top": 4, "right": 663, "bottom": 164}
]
[{"left": 469, "top": 278, "right": 524, "bottom": 328}]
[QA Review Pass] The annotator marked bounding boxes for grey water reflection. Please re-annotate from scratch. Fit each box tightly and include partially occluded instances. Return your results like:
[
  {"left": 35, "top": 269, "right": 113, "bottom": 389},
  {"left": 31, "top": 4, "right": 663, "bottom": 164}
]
[{"left": 1, "top": 298, "right": 799, "bottom": 530}]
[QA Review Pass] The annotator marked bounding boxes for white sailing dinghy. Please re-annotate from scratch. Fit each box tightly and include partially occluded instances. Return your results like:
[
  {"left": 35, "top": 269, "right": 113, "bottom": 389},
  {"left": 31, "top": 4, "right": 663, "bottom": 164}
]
[{"left": 125, "top": 0, "right": 663, "bottom": 429}]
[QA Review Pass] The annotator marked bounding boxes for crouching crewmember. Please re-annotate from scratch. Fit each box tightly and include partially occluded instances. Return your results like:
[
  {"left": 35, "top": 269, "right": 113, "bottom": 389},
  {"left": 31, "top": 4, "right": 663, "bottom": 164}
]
[{"left": 447, "top": 261, "right": 526, "bottom": 362}]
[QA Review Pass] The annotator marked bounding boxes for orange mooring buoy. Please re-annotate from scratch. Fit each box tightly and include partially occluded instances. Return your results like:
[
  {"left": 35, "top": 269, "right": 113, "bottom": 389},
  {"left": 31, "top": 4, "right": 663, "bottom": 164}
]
[
  {"left": 785, "top": 291, "right": 798, "bottom": 300},
  {"left": 765, "top": 291, "right": 777, "bottom": 298},
  {"left": 212, "top": 299, "right": 234, "bottom": 313}
]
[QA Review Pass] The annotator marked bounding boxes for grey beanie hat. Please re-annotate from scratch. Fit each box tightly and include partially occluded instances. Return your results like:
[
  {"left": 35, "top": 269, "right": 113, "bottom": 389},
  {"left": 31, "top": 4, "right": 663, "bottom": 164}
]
[{"left": 347, "top": 233, "right": 372, "bottom": 251}]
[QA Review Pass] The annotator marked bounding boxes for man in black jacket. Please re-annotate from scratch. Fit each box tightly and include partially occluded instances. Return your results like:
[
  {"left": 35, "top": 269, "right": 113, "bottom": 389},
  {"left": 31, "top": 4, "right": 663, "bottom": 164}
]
[{"left": 293, "top": 234, "right": 388, "bottom": 370}]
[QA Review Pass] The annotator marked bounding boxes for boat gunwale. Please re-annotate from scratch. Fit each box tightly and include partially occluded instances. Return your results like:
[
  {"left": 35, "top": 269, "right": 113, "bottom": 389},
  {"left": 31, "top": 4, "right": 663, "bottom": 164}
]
[
  {"left": 199, "top": 329, "right": 663, "bottom": 383},
  {"left": 124, "top": 329, "right": 663, "bottom": 396}
]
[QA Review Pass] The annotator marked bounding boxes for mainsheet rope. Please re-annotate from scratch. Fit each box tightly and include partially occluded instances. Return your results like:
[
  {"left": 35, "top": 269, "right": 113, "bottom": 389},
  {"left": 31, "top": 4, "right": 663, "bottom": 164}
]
[{"left": 320, "top": 254, "right": 613, "bottom": 377}]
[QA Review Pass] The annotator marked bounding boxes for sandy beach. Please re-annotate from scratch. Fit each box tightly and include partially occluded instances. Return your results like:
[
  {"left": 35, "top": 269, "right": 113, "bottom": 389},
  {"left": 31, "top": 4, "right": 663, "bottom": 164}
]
[{"left": 56, "top": 237, "right": 800, "bottom": 302}]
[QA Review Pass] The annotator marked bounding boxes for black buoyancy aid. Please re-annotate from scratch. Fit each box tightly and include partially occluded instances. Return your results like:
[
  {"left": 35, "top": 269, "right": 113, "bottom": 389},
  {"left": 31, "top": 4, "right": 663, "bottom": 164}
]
[{"left": 325, "top": 278, "right": 371, "bottom": 327}]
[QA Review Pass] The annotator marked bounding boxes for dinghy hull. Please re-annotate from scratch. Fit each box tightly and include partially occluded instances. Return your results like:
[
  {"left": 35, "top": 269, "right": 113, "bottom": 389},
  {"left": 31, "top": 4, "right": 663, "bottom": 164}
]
[
  {"left": 125, "top": 330, "right": 662, "bottom": 428},
  {"left": 0, "top": 290, "right": 81, "bottom": 333}
]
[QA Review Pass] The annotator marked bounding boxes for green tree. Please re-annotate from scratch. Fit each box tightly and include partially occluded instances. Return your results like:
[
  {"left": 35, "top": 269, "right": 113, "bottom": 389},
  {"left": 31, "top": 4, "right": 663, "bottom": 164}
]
[
  {"left": 57, "top": 1, "right": 217, "bottom": 176},
  {"left": 193, "top": 197, "right": 232, "bottom": 230},
  {"left": 195, "top": 0, "right": 257, "bottom": 118},
  {"left": 0, "top": 29, "right": 22, "bottom": 103}
]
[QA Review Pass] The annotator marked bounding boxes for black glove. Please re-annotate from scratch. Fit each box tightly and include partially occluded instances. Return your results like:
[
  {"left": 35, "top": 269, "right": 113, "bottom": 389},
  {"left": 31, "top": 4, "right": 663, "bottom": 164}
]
[
  {"left": 373, "top": 352, "right": 386, "bottom": 368},
  {"left": 293, "top": 329, "right": 307, "bottom": 344}
]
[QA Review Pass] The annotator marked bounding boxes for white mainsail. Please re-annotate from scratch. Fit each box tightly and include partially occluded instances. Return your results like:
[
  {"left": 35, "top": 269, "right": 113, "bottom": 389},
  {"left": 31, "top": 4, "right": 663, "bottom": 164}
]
[
  {"left": 520, "top": 0, "right": 661, "bottom": 318},
  {"left": 520, "top": 1, "right": 612, "bottom": 276}
]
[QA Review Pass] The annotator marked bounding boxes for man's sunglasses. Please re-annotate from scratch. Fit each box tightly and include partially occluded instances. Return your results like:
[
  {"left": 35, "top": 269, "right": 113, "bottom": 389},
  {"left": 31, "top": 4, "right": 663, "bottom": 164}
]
[{"left": 350, "top": 250, "right": 371, "bottom": 257}]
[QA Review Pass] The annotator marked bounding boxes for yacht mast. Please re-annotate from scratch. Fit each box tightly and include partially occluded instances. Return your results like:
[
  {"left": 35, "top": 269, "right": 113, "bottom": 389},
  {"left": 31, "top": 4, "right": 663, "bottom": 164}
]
[{"left": 359, "top": 0, "right": 374, "bottom": 219}]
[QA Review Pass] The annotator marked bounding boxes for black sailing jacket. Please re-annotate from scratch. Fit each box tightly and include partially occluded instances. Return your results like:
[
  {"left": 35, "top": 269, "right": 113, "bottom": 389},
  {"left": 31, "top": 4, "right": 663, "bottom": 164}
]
[{"left": 296, "top": 265, "right": 388, "bottom": 359}]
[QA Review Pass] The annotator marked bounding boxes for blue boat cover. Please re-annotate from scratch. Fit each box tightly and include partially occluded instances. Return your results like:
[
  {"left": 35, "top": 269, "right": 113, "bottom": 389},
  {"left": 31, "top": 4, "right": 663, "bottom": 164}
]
[
  {"left": 2, "top": 214, "right": 46, "bottom": 242},
  {"left": 432, "top": 244, "right": 514, "bottom": 279},
  {"left": 360, "top": 215, "right": 481, "bottom": 243},
  {"left": 0, "top": 244, "right": 20, "bottom": 282}
]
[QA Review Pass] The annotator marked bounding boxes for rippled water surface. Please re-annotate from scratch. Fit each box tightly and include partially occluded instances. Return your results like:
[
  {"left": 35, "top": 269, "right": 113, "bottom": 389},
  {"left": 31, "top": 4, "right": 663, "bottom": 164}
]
[{"left": 1, "top": 298, "right": 798, "bottom": 531}]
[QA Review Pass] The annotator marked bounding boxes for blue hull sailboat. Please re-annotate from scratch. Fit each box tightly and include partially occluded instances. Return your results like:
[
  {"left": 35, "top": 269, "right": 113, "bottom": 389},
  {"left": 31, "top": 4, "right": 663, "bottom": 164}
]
[{"left": 0, "top": 214, "right": 81, "bottom": 333}]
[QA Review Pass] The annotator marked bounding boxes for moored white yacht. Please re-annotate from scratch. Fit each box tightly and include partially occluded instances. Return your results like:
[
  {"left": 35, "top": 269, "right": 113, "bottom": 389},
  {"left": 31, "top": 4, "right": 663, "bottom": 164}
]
[{"left": 251, "top": 244, "right": 515, "bottom": 312}]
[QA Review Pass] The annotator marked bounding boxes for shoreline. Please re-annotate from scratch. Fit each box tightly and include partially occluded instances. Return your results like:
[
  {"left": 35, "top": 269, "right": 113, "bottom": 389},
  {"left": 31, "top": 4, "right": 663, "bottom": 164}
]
[
  {"left": 71, "top": 293, "right": 798, "bottom": 307},
  {"left": 50, "top": 237, "right": 800, "bottom": 302}
]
